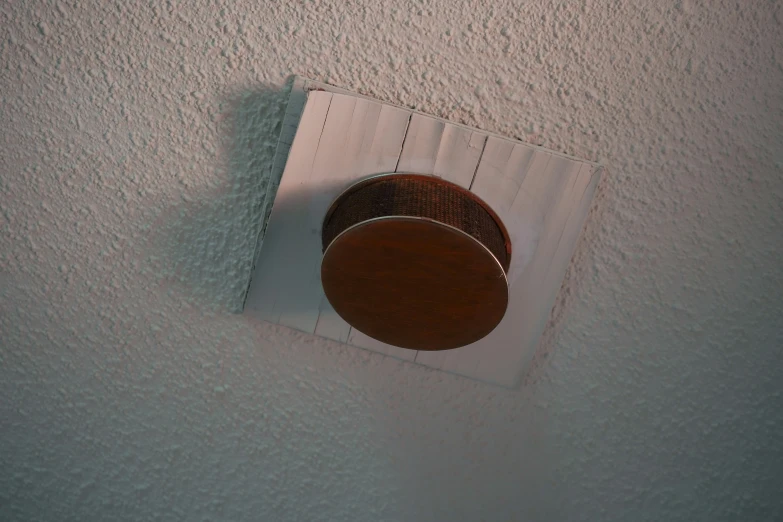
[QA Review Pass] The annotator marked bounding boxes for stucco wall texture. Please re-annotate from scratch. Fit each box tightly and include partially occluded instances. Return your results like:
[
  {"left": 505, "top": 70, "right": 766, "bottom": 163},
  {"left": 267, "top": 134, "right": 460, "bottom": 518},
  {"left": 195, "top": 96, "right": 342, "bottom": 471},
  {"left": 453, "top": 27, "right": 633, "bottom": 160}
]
[{"left": 2, "top": 1, "right": 782, "bottom": 521}]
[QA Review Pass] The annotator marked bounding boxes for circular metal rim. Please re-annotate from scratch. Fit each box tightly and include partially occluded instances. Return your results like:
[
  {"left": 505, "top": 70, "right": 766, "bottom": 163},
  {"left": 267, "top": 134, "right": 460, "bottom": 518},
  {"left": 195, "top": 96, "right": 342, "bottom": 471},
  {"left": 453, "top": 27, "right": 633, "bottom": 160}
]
[
  {"left": 321, "top": 172, "right": 513, "bottom": 270},
  {"left": 321, "top": 215, "right": 510, "bottom": 290}
]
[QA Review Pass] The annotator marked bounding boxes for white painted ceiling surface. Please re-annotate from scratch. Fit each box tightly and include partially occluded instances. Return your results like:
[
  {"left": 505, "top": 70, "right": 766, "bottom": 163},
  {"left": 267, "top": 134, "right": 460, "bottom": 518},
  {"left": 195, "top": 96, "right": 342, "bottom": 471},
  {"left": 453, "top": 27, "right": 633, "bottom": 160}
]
[{"left": 1, "top": 1, "right": 782, "bottom": 521}]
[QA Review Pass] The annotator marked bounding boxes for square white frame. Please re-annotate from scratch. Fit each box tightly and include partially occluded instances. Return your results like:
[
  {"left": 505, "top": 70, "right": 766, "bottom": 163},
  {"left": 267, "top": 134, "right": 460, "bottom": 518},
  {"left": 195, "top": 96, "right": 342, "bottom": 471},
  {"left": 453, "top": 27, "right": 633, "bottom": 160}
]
[{"left": 244, "top": 77, "right": 602, "bottom": 387}]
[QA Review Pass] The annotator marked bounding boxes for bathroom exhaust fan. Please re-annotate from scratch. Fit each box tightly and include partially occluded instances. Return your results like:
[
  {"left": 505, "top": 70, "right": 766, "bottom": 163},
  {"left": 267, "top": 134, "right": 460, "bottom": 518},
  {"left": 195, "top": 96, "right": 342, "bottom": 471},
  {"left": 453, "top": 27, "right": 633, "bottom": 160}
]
[
  {"left": 243, "top": 77, "right": 602, "bottom": 387},
  {"left": 320, "top": 172, "right": 512, "bottom": 351}
]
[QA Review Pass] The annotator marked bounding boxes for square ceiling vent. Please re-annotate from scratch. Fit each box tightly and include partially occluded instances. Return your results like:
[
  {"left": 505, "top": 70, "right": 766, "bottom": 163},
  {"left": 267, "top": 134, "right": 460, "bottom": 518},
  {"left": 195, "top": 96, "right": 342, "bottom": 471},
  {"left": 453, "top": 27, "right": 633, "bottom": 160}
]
[{"left": 243, "top": 77, "right": 602, "bottom": 388}]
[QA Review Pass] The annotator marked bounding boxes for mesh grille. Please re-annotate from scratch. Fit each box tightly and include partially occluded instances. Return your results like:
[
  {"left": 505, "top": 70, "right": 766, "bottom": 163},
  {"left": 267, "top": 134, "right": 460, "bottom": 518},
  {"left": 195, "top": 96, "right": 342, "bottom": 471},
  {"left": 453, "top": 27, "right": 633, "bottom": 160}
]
[{"left": 322, "top": 175, "right": 510, "bottom": 271}]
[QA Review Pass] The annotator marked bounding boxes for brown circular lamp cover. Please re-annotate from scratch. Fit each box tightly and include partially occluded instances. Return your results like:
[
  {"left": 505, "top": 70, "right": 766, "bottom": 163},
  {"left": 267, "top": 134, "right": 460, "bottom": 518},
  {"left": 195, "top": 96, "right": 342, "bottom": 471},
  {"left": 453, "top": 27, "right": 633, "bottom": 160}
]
[{"left": 321, "top": 173, "right": 512, "bottom": 351}]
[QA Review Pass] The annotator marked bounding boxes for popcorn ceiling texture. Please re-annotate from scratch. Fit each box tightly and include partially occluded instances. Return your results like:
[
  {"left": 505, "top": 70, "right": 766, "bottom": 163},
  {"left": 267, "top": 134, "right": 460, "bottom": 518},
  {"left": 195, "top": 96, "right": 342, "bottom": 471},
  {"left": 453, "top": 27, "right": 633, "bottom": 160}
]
[{"left": 1, "top": 0, "right": 782, "bottom": 520}]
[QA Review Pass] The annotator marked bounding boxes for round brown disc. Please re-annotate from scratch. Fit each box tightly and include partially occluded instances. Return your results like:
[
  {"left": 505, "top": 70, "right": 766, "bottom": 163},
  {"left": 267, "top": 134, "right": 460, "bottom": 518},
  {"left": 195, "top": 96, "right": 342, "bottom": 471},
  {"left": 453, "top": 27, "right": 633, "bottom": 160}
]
[{"left": 321, "top": 217, "right": 509, "bottom": 351}]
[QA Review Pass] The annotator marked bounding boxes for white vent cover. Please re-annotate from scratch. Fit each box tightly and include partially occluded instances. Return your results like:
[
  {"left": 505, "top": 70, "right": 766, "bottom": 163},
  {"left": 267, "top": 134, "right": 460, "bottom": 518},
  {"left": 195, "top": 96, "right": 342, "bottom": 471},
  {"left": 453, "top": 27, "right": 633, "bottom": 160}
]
[{"left": 244, "top": 77, "right": 602, "bottom": 388}]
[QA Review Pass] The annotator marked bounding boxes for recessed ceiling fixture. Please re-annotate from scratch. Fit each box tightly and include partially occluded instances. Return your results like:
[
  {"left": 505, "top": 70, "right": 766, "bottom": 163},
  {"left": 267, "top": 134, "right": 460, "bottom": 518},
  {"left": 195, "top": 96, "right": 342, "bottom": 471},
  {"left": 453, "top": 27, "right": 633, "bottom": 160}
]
[
  {"left": 320, "top": 173, "right": 512, "bottom": 351},
  {"left": 244, "top": 77, "right": 602, "bottom": 387}
]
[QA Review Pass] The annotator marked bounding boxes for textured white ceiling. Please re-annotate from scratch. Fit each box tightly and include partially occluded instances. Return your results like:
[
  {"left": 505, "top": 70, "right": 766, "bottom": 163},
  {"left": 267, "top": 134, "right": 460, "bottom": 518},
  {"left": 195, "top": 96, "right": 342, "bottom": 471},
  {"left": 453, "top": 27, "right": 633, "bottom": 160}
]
[{"left": 2, "top": 1, "right": 782, "bottom": 520}]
